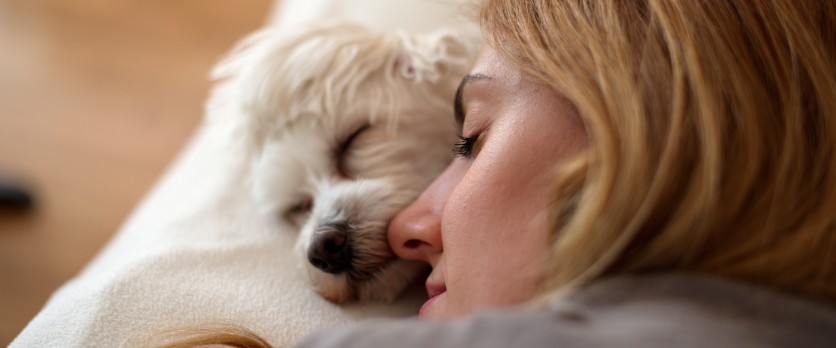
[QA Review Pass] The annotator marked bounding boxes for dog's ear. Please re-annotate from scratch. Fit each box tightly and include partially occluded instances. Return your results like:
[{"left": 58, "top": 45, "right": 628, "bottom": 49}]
[
  {"left": 392, "top": 28, "right": 480, "bottom": 84},
  {"left": 393, "top": 56, "right": 418, "bottom": 81}
]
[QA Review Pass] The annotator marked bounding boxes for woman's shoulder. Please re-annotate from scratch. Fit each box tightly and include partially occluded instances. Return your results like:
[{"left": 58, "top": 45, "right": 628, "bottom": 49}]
[
  {"left": 296, "top": 273, "right": 836, "bottom": 348},
  {"left": 548, "top": 273, "right": 836, "bottom": 347}
]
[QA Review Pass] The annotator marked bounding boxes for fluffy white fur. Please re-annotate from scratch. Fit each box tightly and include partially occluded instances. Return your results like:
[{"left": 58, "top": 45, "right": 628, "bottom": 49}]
[{"left": 210, "top": 23, "right": 477, "bottom": 303}]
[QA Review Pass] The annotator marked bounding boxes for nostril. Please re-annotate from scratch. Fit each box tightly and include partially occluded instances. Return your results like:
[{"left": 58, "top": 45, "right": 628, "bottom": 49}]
[
  {"left": 309, "top": 256, "right": 328, "bottom": 270},
  {"left": 404, "top": 239, "right": 421, "bottom": 249}
]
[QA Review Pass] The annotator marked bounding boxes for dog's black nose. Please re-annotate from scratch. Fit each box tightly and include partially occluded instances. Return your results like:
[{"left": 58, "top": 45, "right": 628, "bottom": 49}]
[{"left": 308, "top": 223, "right": 352, "bottom": 274}]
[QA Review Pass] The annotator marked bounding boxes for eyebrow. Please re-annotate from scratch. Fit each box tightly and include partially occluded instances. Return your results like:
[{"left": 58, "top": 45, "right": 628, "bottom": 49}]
[{"left": 454, "top": 73, "right": 492, "bottom": 129}]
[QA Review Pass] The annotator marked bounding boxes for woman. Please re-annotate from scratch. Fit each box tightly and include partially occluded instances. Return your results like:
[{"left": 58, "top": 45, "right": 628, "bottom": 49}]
[
  {"left": 161, "top": 0, "right": 836, "bottom": 346},
  {"left": 377, "top": 0, "right": 836, "bottom": 319},
  {"left": 299, "top": 0, "right": 835, "bottom": 345}
]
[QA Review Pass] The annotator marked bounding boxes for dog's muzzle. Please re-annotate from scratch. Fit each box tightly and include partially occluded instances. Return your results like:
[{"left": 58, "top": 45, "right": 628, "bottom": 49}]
[{"left": 308, "top": 222, "right": 353, "bottom": 274}]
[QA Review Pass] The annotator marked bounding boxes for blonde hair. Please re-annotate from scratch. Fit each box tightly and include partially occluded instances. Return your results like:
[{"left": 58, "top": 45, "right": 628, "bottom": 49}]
[
  {"left": 125, "top": 323, "right": 271, "bottom": 348},
  {"left": 481, "top": 0, "right": 835, "bottom": 300}
]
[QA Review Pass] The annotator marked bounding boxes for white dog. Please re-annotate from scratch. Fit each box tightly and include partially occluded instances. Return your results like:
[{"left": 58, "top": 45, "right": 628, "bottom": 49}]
[{"left": 212, "top": 23, "right": 477, "bottom": 303}]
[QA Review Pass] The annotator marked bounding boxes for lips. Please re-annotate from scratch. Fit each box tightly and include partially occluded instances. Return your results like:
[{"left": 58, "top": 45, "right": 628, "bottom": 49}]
[
  {"left": 419, "top": 282, "right": 447, "bottom": 318},
  {"left": 426, "top": 282, "right": 447, "bottom": 299}
]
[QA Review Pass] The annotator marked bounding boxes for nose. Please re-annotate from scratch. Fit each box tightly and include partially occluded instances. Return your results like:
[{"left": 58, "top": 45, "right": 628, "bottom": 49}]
[
  {"left": 308, "top": 222, "right": 352, "bottom": 274},
  {"left": 387, "top": 161, "right": 466, "bottom": 264}
]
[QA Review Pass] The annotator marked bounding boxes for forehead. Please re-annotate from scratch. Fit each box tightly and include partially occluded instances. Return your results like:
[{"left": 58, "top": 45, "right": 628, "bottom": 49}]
[{"left": 469, "top": 45, "right": 520, "bottom": 84}]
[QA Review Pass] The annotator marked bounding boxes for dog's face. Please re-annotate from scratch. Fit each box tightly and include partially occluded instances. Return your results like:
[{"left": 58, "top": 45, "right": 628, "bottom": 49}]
[
  {"left": 253, "top": 103, "right": 453, "bottom": 303},
  {"left": 215, "top": 24, "right": 476, "bottom": 303}
]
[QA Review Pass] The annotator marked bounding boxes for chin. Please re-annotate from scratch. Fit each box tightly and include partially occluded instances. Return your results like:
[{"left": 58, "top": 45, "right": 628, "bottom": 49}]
[{"left": 211, "top": 23, "right": 478, "bottom": 303}]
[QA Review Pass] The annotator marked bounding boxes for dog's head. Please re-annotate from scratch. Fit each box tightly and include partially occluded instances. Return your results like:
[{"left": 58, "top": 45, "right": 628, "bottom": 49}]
[{"left": 213, "top": 23, "right": 478, "bottom": 303}]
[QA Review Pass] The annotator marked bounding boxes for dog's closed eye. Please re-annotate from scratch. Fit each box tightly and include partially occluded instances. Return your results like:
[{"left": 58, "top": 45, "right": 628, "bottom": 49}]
[
  {"left": 285, "top": 196, "right": 313, "bottom": 228},
  {"left": 335, "top": 124, "right": 370, "bottom": 179}
]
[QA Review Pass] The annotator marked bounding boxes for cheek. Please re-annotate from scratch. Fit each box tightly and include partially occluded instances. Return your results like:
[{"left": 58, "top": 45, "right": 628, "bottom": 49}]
[
  {"left": 438, "top": 106, "right": 587, "bottom": 314},
  {"left": 440, "top": 134, "right": 552, "bottom": 312}
]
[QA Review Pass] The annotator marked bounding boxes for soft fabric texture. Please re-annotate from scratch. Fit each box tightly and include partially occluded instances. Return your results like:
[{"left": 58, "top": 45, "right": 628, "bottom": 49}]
[
  {"left": 11, "top": 1, "right": 475, "bottom": 346},
  {"left": 10, "top": 95, "right": 425, "bottom": 347},
  {"left": 298, "top": 273, "right": 836, "bottom": 348}
]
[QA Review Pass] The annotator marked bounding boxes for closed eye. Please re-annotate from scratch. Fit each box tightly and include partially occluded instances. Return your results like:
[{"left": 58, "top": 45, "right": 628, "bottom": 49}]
[
  {"left": 453, "top": 134, "right": 479, "bottom": 159},
  {"left": 335, "top": 124, "right": 370, "bottom": 178},
  {"left": 285, "top": 196, "right": 313, "bottom": 228}
]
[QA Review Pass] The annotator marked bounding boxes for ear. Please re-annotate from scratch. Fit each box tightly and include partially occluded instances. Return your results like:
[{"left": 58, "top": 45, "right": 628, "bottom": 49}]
[
  {"left": 392, "top": 28, "right": 480, "bottom": 84},
  {"left": 394, "top": 55, "right": 418, "bottom": 80}
]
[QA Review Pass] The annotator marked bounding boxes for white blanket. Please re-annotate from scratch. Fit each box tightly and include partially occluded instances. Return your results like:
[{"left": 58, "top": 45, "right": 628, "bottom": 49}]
[{"left": 11, "top": 1, "right": 475, "bottom": 346}]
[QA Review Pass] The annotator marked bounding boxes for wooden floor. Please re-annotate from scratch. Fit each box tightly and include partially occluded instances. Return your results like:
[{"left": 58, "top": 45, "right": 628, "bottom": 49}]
[{"left": 0, "top": 0, "right": 272, "bottom": 343}]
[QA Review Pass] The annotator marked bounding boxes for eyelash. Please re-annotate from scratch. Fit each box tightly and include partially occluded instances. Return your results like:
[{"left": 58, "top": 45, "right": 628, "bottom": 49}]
[{"left": 453, "top": 134, "right": 479, "bottom": 159}]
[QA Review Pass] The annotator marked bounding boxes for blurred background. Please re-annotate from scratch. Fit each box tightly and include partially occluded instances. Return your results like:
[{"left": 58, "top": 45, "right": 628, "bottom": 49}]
[{"left": 0, "top": 0, "right": 271, "bottom": 343}]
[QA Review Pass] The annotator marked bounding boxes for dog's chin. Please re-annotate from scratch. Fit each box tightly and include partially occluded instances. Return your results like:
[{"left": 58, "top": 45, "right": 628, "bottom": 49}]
[{"left": 305, "top": 259, "right": 428, "bottom": 304}]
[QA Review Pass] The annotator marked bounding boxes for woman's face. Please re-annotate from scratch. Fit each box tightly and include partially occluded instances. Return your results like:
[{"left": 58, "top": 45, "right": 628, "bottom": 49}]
[{"left": 387, "top": 45, "right": 588, "bottom": 319}]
